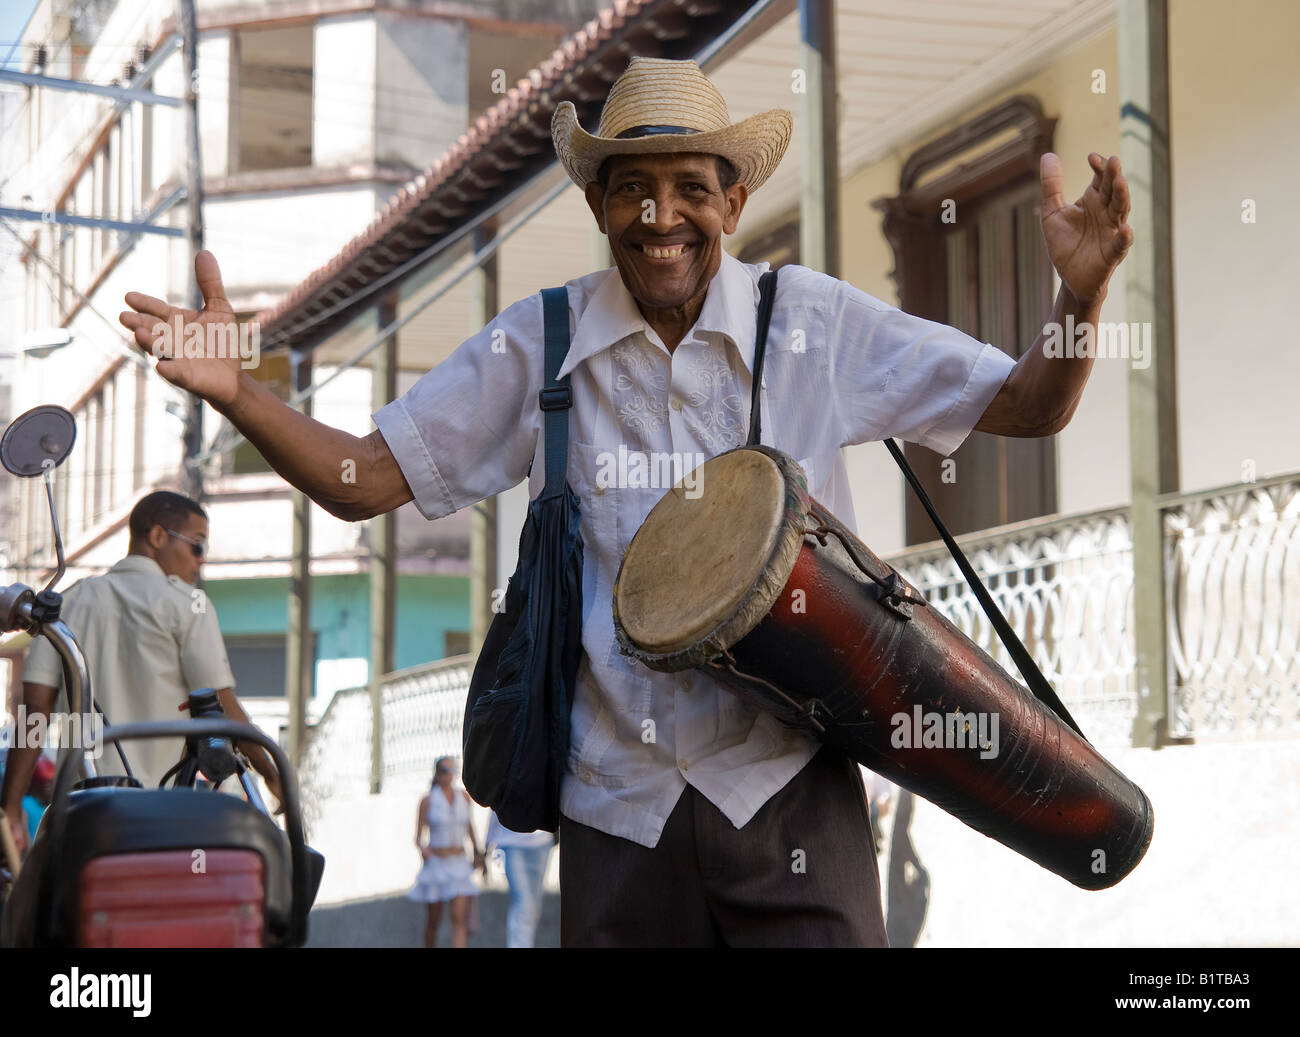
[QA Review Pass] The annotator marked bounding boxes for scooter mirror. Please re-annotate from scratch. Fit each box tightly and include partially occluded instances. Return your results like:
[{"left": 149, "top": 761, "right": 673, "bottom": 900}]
[{"left": 0, "top": 405, "right": 77, "bottom": 477}]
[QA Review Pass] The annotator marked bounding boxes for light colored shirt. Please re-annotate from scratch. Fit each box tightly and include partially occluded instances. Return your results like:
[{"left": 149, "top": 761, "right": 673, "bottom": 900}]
[
  {"left": 23, "top": 555, "right": 237, "bottom": 788},
  {"left": 485, "top": 810, "right": 555, "bottom": 851},
  {"left": 423, "top": 786, "right": 473, "bottom": 849},
  {"left": 374, "top": 250, "right": 1015, "bottom": 849}
]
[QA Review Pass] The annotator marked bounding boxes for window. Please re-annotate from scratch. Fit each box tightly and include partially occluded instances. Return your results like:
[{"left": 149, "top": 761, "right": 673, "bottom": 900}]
[
  {"left": 230, "top": 25, "right": 314, "bottom": 172},
  {"left": 875, "top": 97, "right": 1058, "bottom": 544},
  {"left": 225, "top": 633, "right": 317, "bottom": 698}
]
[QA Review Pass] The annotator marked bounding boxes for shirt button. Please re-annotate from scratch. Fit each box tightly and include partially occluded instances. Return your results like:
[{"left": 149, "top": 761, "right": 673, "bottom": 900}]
[
  {"left": 677, "top": 759, "right": 689, "bottom": 772},
  {"left": 676, "top": 675, "right": 690, "bottom": 690},
  {"left": 670, "top": 398, "right": 683, "bottom": 411},
  {"left": 581, "top": 768, "right": 593, "bottom": 784}
]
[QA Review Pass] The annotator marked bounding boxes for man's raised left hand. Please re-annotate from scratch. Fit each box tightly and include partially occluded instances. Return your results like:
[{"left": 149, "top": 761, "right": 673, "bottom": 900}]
[{"left": 1039, "top": 152, "right": 1134, "bottom": 307}]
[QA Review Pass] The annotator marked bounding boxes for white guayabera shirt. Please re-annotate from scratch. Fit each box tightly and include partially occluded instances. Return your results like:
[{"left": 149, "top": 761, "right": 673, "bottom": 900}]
[{"left": 374, "top": 249, "right": 1015, "bottom": 848}]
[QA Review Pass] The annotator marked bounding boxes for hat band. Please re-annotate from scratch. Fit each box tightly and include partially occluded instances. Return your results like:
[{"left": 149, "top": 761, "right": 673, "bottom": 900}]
[{"left": 614, "top": 124, "right": 701, "bottom": 139}]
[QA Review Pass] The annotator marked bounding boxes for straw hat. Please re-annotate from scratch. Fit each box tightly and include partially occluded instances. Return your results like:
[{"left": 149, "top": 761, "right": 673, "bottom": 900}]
[{"left": 552, "top": 57, "right": 792, "bottom": 192}]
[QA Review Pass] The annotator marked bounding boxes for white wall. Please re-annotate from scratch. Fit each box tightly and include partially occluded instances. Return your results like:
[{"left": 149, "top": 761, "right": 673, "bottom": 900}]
[
  {"left": 203, "top": 185, "right": 391, "bottom": 301},
  {"left": 305, "top": 775, "right": 558, "bottom": 907},
  {"left": 313, "top": 15, "right": 377, "bottom": 167},
  {"left": 908, "top": 738, "right": 1300, "bottom": 946}
]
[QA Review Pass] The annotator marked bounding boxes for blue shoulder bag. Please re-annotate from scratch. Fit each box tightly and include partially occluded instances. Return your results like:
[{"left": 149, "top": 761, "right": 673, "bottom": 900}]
[{"left": 462, "top": 286, "right": 584, "bottom": 833}]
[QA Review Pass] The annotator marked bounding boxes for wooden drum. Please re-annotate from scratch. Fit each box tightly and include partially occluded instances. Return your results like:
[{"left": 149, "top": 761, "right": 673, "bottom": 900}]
[{"left": 613, "top": 446, "right": 1154, "bottom": 890}]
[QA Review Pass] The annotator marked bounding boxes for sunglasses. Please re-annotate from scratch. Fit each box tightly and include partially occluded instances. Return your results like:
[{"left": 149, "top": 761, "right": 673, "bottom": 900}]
[{"left": 165, "top": 528, "right": 206, "bottom": 558}]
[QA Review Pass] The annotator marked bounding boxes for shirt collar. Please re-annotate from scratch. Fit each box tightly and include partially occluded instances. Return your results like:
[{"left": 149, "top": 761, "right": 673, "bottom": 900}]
[
  {"left": 112, "top": 554, "right": 167, "bottom": 578},
  {"left": 557, "top": 250, "right": 767, "bottom": 380}
]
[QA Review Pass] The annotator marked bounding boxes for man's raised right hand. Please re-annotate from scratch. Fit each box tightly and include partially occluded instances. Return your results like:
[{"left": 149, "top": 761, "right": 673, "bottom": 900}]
[{"left": 119, "top": 250, "right": 246, "bottom": 410}]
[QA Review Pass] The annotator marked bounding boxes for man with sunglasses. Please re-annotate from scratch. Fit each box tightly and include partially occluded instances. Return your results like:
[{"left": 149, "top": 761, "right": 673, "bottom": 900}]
[{"left": 3, "top": 491, "right": 284, "bottom": 855}]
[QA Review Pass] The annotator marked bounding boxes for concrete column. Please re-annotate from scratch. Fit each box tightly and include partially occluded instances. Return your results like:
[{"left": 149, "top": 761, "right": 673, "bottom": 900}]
[
  {"left": 286, "top": 347, "right": 314, "bottom": 768},
  {"left": 374, "top": 12, "right": 468, "bottom": 171},
  {"left": 798, "top": 0, "right": 840, "bottom": 277},
  {"left": 197, "top": 28, "right": 230, "bottom": 177},
  {"left": 368, "top": 294, "right": 399, "bottom": 793},
  {"left": 1119, "top": 0, "right": 1178, "bottom": 748},
  {"left": 469, "top": 227, "right": 499, "bottom": 660}
]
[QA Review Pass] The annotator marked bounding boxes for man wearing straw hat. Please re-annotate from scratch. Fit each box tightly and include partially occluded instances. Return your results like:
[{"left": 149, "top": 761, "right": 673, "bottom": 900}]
[{"left": 120, "top": 57, "right": 1132, "bottom": 947}]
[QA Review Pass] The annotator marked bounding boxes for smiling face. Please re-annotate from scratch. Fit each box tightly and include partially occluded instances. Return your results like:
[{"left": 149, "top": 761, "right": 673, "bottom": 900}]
[{"left": 585, "top": 152, "right": 748, "bottom": 317}]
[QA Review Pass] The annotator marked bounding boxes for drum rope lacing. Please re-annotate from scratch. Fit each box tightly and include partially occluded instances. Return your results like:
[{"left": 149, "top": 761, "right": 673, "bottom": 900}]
[
  {"left": 707, "top": 648, "right": 830, "bottom": 734},
  {"left": 803, "top": 514, "right": 928, "bottom": 621}
]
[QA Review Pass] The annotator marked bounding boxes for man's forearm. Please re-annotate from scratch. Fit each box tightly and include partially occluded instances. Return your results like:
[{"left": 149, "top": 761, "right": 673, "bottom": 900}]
[
  {"left": 0, "top": 742, "right": 39, "bottom": 814},
  {"left": 0, "top": 684, "right": 55, "bottom": 812},
  {"left": 218, "top": 372, "right": 387, "bottom": 521},
  {"left": 977, "top": 284, "right": 1105, "bottom": 437},
  {"left": 214, "top": 688, "right": 280, "bottom": 788}
]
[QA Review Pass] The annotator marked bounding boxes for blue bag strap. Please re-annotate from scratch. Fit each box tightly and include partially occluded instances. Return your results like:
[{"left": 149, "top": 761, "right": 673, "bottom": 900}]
[{"left": 538, "top": 286, "right": 573, "bottom": 497}]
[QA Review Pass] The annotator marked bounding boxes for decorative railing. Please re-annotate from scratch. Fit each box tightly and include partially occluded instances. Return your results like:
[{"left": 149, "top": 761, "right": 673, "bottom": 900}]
[
  {"left": 378, "top": 656, "right": 473, "bottom": 783},
  {"left": 298, "top": 655, "right": 471, "bottom": 831},
  {"left": 1163, "top": 474, "right": 1300, "bottom": 740},
  {"left": 297, "top": 473, "right": 1300, "bottom": 812},
  {"left": 886, "top": 507, "right": 1138, "bottom": 747}
]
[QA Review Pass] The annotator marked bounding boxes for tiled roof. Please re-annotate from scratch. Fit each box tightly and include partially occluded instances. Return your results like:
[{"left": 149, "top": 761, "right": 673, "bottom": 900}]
[{"left": 256, "top": 0, "right": 756, "bottom": 350}]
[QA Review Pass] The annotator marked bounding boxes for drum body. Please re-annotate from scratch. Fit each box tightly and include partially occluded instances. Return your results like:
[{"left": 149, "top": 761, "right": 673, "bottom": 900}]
[{"left": 613, "top": 447, "right": 1153, "bottom": 890}]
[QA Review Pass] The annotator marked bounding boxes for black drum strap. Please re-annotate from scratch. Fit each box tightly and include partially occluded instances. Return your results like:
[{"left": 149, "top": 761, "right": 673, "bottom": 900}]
[
  {"left": 746, "top": 269, "right": 779, "bottom": 447},
  {"left": 883, "top": 437, "right": 1089, "bottom": 742}
]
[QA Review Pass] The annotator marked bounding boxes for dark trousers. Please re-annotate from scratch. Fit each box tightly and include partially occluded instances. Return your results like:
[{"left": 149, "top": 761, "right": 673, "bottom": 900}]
[{"left": 559, "top": 746, "right": 889, "bottom": 947}]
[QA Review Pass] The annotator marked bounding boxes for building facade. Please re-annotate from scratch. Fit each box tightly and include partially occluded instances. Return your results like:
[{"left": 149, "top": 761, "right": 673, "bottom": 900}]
[{"left": 2, "top": 0, "right": 606, "bottom": 728}]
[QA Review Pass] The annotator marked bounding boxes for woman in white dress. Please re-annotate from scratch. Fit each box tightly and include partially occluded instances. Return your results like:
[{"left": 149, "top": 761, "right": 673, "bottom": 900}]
[{"left": 410, "top": 757, "right": 484, "bottom": 947}]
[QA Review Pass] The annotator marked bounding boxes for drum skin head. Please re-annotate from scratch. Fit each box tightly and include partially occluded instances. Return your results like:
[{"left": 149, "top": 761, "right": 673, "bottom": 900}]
[{"left": 614, "top": 447, "right": 809, "bottom": 671}]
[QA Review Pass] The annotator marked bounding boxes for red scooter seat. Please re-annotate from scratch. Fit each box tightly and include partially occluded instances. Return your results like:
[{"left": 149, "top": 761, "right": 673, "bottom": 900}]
[{"left": 2, "top": 786, "right": 296, "bottom": 947}]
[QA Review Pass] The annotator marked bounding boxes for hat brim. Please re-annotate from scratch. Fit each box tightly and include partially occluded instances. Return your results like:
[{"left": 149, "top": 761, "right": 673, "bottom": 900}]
[{"left": 552, "top": 101, "right": 792, "bottom": 193}]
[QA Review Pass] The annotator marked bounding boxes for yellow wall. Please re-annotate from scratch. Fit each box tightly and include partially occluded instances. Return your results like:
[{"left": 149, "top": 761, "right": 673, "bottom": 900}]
[
  {"left": 825, "top": 29, "right": 1128, "bottom": 552},
  {"left": 812, "top": 0, "right": 1300, "bottom": 555}
]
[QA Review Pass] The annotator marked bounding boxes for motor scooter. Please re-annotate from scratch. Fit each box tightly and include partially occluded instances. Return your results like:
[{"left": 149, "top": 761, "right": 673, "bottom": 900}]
[{"left": 0, "top": 404, "right": 323, "bottom": 947}]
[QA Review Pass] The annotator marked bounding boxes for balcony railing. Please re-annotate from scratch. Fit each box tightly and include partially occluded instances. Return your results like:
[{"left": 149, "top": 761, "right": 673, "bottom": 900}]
[
  {"left": 1162, "top": 473, "right": 1300, "bottom": 740},
  {"left": 299, "top": 655, "right": 471, "bottom": 829},
  {"left": 298, "top": 473, "right": 1300, "bottom": 801},
  {"left": 886, "top": 506, "right": 1138, "bottom": 748}
]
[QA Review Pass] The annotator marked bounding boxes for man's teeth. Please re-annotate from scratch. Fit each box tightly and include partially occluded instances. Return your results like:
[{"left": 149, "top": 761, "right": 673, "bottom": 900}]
[{"left": 643, "top": 245, "right": 687, "bottom": 258}]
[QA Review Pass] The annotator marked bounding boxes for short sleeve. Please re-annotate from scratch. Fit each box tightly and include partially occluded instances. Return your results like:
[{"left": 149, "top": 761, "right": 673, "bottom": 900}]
[
  {"left": 372, "top": 293, "right": 545, "bottom": 521},
  {"left": 22, "top": 626, "right": 62, "bottom": 688},
  {"left": 21, "top": 577, "right": 89, "bottom": 690},
  {"left": 827, "top": 279, "right": 1016, "bottom": 458},
  {"left": 180, "top": 598, "right": 237, "bottom": 692}
]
